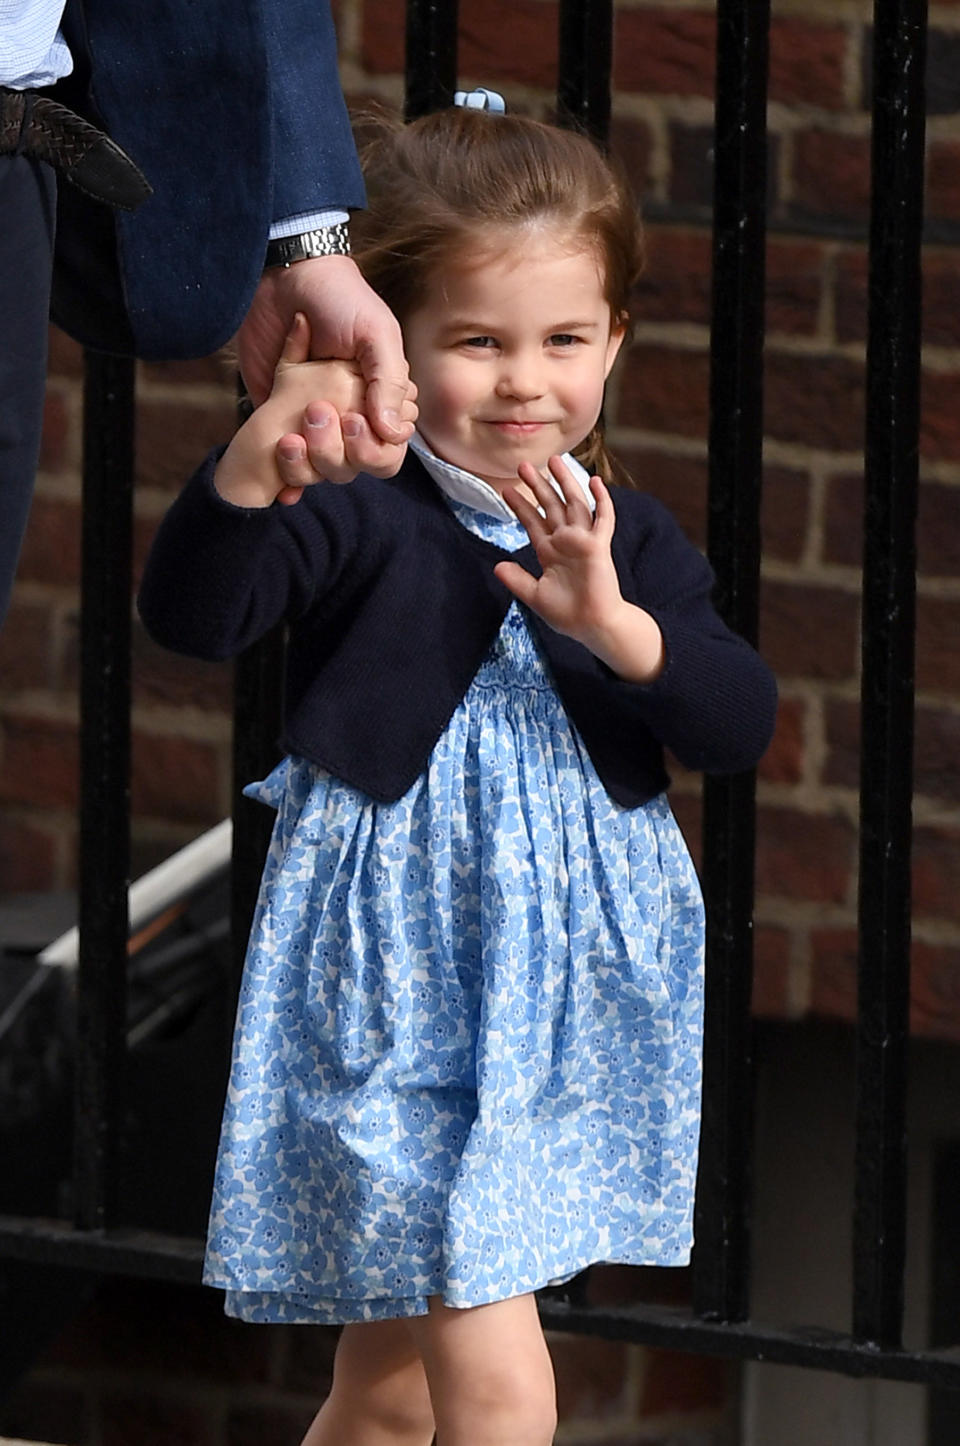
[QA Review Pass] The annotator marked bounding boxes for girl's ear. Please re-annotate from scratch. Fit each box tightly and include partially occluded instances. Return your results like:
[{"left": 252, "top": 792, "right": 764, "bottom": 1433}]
[{"left": 603, "top": 315, "right": 627, "bottom": 378}]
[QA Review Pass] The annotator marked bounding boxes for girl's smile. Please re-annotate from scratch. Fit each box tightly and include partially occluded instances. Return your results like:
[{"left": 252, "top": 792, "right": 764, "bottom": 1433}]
[{"left": 401, "top": 231, "right": 625, "bottom": 493}]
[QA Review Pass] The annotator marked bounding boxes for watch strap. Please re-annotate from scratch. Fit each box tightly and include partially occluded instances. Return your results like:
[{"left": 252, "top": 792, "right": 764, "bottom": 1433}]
[{"left": 264, "top": 222, "right": 351, "bottom": 268}]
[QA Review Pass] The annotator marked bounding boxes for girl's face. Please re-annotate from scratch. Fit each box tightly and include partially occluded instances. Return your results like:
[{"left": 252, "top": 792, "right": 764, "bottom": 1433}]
[{"left": 402, "top": 230, "right": 624, "bottom": 492}]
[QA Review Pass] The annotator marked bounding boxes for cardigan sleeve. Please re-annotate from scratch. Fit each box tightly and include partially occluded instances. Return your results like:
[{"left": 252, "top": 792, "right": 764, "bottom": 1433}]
[
  {"left": 607, "top": 493, "right": 778, "bottom": 775},
  {"left": 137, "top": 448, "right": 368, "bottom": 661}
]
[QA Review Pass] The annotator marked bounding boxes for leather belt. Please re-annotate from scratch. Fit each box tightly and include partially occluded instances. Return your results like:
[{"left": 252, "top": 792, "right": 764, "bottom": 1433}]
[{"left": 0, "top": 86, "right": 152, "bottom": 211}]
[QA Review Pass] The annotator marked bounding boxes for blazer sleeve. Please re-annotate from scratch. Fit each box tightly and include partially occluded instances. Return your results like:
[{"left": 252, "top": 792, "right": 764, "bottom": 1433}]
[
  {"left": 53, "top": 0, "right": 364, "bottom": 359},
  {"left": 607, "top": 493, "right": 778, "bottom": 775}
]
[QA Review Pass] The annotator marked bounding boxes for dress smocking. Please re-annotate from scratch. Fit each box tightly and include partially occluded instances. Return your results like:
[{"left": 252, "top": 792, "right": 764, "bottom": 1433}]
[{"left": 203, "top": 494, "right": 705, "bottom": 1324}]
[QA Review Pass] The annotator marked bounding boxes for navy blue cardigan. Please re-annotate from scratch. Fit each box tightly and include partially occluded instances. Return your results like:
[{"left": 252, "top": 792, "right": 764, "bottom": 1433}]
[{"left": 138, "top": 451, "right": 777, "bottom": 806}]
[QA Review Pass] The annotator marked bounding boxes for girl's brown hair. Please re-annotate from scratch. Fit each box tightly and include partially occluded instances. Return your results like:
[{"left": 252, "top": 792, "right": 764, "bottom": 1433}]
[{"left": 350, "top": 106, "right": 644, "bottom": 483}]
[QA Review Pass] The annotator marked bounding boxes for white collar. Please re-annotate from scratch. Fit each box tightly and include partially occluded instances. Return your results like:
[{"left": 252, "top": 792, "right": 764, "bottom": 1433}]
[{"left": 409, "top": 433, "right": 595, "bottom": 522}]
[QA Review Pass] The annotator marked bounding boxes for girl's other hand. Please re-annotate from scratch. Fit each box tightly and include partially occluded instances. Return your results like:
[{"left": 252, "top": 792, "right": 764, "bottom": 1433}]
[{"left": 494, "top": 456, "right": 665, "bottom": 683}]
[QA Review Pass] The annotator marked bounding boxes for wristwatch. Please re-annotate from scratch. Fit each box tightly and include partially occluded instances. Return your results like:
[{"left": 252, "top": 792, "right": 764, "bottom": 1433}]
[{"left": 264, "top": 222, "right": 351, "bottom": 269}]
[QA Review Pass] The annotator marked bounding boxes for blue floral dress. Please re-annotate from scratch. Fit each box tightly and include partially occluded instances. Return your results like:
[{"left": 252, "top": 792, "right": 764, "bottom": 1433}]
[{"left": 203, "top": 491, "right": 706, "bottom": 1325}]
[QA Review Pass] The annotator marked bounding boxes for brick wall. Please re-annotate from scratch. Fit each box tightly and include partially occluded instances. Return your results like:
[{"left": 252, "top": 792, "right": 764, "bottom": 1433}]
[{"left": 1, "top": 1, "right": 959, "bottom": 1441}]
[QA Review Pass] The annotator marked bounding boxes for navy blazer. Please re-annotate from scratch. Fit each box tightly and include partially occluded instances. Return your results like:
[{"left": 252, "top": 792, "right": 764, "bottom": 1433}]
[
  {"left": 50, "top": 0, "right": 365, "bottom": 359},
  {"left": 138, "top": 450, "right": 778, "bottom": 806}
]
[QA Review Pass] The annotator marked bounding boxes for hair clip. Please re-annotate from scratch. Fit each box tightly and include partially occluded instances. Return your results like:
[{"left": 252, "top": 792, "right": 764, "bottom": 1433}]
[{"left": 453, "top": 88, "right": 506, "bottom": 113}]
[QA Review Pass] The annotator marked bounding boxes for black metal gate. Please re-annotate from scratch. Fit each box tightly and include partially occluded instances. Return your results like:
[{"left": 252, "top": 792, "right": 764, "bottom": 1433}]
[{"left": 2, "top": 0, "right": 956, "bottom": 1411}]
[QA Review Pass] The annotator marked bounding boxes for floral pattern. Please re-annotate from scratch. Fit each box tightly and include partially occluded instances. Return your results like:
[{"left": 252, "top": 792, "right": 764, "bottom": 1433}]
[{"left": 204, "top": 498, "right": 705, "bottom": 1324}]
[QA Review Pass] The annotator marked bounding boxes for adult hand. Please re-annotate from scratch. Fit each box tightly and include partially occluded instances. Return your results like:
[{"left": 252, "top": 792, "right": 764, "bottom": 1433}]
[
  {"left": 236, "top": 254, "right": 415, "bottom": 455},
  {"left": 271, "top": 314, "right": 416, "bottom": 502}
]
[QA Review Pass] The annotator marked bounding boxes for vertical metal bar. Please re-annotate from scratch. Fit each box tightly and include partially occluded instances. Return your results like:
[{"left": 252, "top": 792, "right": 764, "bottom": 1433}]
[
  {"left": 852, "top": 0, "right": 926, "bottom": 1350},
  {"left": 693, "top": 0, "right": 770, "bottom": 1324},
  {"left": 230, "top": 633, "right": 285, "bottom": 990},
  {"left": 405, "top": 0, "right": 459, "bottom": 120},
  {"left": 74, "top": 350, "right": 135, "bottom": 1232},
  {"left": 557, "top": 0, "right": 613, "bottom": 146}
]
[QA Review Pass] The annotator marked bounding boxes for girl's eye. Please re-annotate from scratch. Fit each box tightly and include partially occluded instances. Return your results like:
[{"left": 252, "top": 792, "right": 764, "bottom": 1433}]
[
  {"left": 463, "top": 336, "right": 497, "bottom": 349},
  {"left": 549, "top": 333, "right": 580, "bottom": 347}
]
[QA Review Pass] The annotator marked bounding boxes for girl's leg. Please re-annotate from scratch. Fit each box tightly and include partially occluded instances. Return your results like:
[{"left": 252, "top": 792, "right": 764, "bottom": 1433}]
[
  {"left": 405, "top": 1294, "right": 557, "bottom": 1446},
  {"left": 300, "top": 1317, "right": 435, "bottom": 1446}
]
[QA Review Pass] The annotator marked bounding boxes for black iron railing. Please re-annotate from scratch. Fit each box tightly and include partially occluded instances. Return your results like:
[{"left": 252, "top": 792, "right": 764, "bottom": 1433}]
[{"left": 1, "top": 0, "right": 954, "bottom": 1406}]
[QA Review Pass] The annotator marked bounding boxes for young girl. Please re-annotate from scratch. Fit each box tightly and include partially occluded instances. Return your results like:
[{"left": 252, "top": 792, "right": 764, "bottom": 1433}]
[{"left": 139, "top": 99, "right": 777, "bottom": 1446}]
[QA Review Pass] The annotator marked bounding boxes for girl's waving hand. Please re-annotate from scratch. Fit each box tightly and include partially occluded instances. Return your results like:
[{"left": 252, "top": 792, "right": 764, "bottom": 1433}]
[{"left": 495, "top": 456, "right": 666, "bottom": 685}]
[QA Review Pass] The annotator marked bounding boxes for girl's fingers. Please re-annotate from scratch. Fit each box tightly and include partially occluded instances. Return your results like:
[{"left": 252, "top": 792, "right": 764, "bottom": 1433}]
[
  {"left": 276, "top": 433, "right": 320, "bottom": 491},
  {"left": 302, "top": 401, "right": 351, "bottom": 482},
  {"left": 501, "top": 484, "right": 548, "bottom": 546},
  {"left": 589, "top": 474, "right": 616, "bottom": 539},
  {"left": 546, "top": 455, "right": 594, "bottom": 527},
  {"left": 516, "top": 461, "right": 565, "bottom": 529}
]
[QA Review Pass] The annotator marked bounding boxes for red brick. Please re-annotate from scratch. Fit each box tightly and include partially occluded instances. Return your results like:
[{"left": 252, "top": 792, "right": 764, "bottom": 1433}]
[
  {"left": 131, "top": 622, "right": 233, "bottom": 714},
  {"left": 913, "top": 825, "right": 960, "bottom": 926},
  {"left": 911, "top": 940, "right": 960, "bottom": 1043},
  {"left": 761, "top": 466, "right": 810, "bottom": 564},
  {"left": 46, "top": 323, "right": 84, "bottom": 377},
  {"left": 822, "top": 470, "right": 863, "bottom": 567},
  {"left": 837, "top": 249, "right": 960, "bottom": 350},
  {"left": 928, "top": 140, "right": 960, "bottom": 223},
  {"left": 766, "top": 240, "right": 824, "bottom": 337},
  {"left": 362, "top": 0, "right": 558, "bottom": 85},
  {"left": 641, "top": 1346, "right": 731, "bottom": 1414},
  {"left": 38, "top": 387, "right": 73, "bottom": 473},
  {"left": 813, "top": 931, "right": 960, "bottom": 1044},
  {"left": 634, "top": 228, "right": 712, "bottom": 327},
  {"left": 823, "top": 698, "right": 960, "bottom": 806},
  {"left": 136, "top": 396, "right": 237, "bottom": 493},
  {"left": 792, "top": 129, "right": 871, "bottom": 224},
  {"left": 758, "top": 695, "right": 805, "bottom": 786},
  {"left": 131, "top": 732, "right": 224, "bottom": 824},
  {"left": 668, "top": 123, "right": 714, "bottom": 211},
  {"left": 619, "top": 344, "right": 710, "bottom": 439},
  {"left": 755, "top": 806, "right": 856, "bottom": 904},
  {"left": 0, "top": 599, "right": 54, "bottom": 688},
  {"left": 809, "top": 926, "right": 857, "bottom": 1023},
  {"left": 549, "top": 1333, "right": 631, "bottom": 1419},
  {"left": 769, "top": 21, "right": 849, "bottom": 110},
  {"left": 760, "top": 579, "right": 859, "bottom": 682},
  {"left": 823, "top": 698, "right": 859, "bottom": 791},
  {"left": 765, "top": 350, "right": 865, "bottom": 453},
  {"left": 141, "top": 352, "right": 238, "bottom": 390},
  {"left": 15, "top": 495, "right": 83, "bottom": 587},
  {"left": 0, "top": 714, "right": 78, "bottom": 810},
  {"left": 921, "top": 369, "right": 960, "bottom": 462},
  {"left": 0, "top": 816, "right": 60, "bottom": 891},
  {"left": 614, "top": 448, "right": 707, "bottom": 547},
  {"left": 614, "top": 10, "right": 715, "bottom": 97},
  {"left": 753, "top": 926, "right": 794, "bottom": 1019},
  {"left": 917, "top": 596, "right": 960, "bottom": 693},
  {"left": 609, "top": 115, "right": 654, "bottom": 199}
]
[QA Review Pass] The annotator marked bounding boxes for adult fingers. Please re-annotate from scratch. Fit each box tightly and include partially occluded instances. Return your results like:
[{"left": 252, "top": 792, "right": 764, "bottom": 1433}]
[
  {"left": 275, "top": 312, "right": 312, "bottom": 376},
  {"left": 353, "top": 313, "right": 417, "bottom": 444}
]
